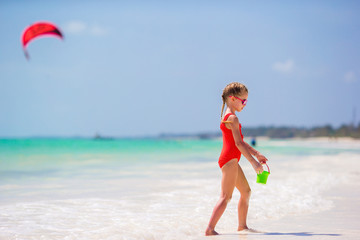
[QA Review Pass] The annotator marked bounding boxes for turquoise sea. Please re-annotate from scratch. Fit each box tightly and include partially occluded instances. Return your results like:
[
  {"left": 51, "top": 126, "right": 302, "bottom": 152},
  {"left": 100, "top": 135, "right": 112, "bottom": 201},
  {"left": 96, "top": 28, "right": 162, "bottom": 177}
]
[{"left": 1, "top": 138, "right": 360, "bottom": 239}]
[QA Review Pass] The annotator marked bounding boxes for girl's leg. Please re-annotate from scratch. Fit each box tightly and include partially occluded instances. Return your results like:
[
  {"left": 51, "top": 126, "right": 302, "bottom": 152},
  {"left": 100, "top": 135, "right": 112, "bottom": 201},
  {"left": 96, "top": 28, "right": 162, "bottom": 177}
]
[
  {"left": 205, "top": 159, "right": 238, "bottom": 236},
  {"left": 235, "top": 164, "right": 251, "bottom": 231}
]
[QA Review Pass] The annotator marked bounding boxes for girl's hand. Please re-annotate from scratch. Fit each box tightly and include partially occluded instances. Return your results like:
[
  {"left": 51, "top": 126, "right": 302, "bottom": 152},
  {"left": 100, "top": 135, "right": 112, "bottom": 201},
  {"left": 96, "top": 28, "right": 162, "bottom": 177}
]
[
  {"left": 252, "top": 161, "right": 264, "bottom": 174},
  {"left": 256, "top": 153, "right": 268, "bottom": 164}
]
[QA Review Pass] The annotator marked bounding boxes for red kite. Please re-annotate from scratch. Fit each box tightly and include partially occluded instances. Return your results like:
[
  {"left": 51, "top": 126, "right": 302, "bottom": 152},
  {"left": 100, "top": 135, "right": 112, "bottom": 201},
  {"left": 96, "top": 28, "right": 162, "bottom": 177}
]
[{"left": 21, "top": 21, "right": 63, "bottom": 60}]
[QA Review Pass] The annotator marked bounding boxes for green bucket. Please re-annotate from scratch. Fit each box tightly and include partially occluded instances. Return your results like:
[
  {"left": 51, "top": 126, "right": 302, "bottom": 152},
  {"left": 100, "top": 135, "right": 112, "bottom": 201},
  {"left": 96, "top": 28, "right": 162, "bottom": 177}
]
[{"left": 256, "top": 163, "right": 270, "bottom": 184}]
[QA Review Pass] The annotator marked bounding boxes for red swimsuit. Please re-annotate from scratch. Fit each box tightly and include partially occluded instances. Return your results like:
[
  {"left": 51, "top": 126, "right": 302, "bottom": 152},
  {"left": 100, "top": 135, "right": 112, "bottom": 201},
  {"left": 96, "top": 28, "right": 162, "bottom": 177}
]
[{"left": 218, "top": 113, "right": 244, "bottom": 168}]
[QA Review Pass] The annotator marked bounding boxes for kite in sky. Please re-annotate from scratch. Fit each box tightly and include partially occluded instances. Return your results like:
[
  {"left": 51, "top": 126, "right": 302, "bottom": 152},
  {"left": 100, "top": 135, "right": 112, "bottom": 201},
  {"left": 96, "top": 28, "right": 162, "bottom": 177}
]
[{"left": 21, "top": 21, "right": 63, "bottom": 60}]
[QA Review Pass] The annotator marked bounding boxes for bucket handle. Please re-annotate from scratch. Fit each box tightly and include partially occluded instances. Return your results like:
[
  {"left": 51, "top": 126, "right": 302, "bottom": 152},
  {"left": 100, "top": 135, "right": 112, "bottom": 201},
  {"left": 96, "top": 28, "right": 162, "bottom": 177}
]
[{"left": 262, "top": 163, "right": 270, "bottom": 174}]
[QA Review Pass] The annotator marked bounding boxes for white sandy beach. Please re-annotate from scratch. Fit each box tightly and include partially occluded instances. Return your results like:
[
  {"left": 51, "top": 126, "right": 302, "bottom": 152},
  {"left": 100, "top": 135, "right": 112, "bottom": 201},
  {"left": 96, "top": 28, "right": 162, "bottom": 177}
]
[
  {"left": 202, "top": 185, "right": 360, "bottom": 240},
  {"left": 0, "top": 138, "right": 360, "bottom": 240}
]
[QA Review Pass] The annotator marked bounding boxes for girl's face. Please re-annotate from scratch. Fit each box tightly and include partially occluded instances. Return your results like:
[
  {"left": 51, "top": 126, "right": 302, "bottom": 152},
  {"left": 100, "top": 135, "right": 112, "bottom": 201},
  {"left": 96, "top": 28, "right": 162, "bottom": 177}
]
[{"left": 232, "top": 92, "right": 248, "bottom": 112}]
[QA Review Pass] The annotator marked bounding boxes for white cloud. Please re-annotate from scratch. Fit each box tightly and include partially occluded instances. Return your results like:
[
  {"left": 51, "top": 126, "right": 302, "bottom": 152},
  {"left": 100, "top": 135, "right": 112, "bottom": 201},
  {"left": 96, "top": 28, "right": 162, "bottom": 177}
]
[
  {"left": 63, "top": 21, "right": 108, "bottom": 36},
  {"left": 272, "top": 59, "right": 294, "bottom": 73},
  {"left": 63, "top": 21, "right": 87, "bottom": 34},
  {"left": 344, "top": 71, "right": 356, "bottom": 83}
]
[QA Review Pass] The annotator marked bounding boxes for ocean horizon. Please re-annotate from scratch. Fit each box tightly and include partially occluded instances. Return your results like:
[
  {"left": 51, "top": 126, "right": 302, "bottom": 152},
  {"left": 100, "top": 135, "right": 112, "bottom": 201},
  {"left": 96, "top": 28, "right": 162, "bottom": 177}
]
[{"left": 2, "top": 121, "right": 358, "bottom": 140}]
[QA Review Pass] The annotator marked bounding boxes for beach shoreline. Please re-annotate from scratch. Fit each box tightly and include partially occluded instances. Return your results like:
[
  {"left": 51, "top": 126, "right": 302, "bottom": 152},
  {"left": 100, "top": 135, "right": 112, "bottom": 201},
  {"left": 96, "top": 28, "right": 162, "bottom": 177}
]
[
  {"left": 1, "top": 138, "right": 360, "bottom": 240},
  {"left": 196, "top": 183, "right": 360, "bottom": 240},
  {"left": 194, "top": 184, "right": 360, "bottom": 240}
]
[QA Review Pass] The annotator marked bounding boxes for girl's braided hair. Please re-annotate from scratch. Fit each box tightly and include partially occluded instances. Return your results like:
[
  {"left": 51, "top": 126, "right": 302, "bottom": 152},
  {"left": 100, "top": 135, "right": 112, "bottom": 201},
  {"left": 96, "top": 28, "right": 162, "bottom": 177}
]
[{"left": 220, "top": 82, "right": 248, "bottom": 121}]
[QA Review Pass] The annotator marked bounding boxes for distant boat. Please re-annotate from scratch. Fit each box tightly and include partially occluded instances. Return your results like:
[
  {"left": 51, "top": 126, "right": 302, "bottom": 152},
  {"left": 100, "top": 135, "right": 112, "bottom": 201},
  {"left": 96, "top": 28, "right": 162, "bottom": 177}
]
[{"left": 94, "top": 133, "right": 114, "bottom": 140}]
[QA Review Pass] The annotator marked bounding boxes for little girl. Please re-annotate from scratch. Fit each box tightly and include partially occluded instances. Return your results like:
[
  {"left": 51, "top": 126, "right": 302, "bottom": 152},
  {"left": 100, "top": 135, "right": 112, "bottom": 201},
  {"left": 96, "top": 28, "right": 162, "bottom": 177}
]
[{"left": 205, "top": 82, "right": 268, "bottom": 236}]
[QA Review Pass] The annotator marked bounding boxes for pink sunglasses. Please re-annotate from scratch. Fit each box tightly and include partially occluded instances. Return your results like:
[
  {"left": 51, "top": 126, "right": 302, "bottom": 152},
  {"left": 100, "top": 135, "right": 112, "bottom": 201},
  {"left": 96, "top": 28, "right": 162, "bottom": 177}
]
[{"left": 229, "top": 96, "right": 247, "bottom": 105}]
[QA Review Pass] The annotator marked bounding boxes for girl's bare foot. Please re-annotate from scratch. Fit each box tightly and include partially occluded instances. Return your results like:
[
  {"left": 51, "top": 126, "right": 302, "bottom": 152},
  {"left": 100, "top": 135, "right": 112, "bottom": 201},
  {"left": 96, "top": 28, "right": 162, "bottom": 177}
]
[
  {"left": 205, "top": 227, "right": 219, "bottom": 236},
  {"left": 237, "top": 227, "right": 263, "bottom": 233},
  {"left": 237, "top": 225, "right": 249, "bottom": 231}
]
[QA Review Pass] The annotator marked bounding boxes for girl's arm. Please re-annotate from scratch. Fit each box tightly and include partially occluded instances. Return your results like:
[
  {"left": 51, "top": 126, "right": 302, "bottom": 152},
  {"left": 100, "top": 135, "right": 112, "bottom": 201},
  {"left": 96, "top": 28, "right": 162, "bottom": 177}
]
[
  {"left": 226, "top": 115, "right": 263, "bottom": 174},
  {"left": 243, "top": 141, "right": 268, "bottom": 164}
]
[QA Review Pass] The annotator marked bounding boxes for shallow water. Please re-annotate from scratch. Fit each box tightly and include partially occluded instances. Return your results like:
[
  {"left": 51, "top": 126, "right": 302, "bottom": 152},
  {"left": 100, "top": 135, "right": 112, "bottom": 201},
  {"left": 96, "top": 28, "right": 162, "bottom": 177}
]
[{"left": 1, "top": 138, "right": 359, "bottom": 239}]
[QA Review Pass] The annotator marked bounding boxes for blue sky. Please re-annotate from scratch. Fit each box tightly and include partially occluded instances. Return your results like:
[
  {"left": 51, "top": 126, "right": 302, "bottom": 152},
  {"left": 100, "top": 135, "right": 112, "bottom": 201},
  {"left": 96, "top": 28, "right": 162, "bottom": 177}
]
[{"left": 1, "top": 0, "right": 359, "bottom": 137}]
